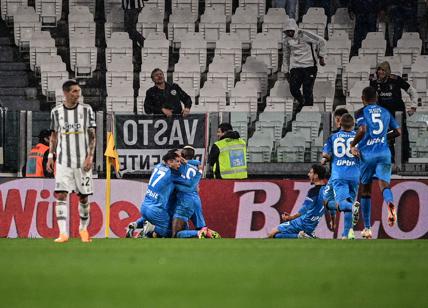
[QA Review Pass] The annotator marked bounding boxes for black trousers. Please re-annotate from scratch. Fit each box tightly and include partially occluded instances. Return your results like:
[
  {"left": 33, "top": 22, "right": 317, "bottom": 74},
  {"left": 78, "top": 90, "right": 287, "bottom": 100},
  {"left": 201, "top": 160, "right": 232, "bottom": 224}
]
[
  {"left": 124, "top": 9, "right": 145, "bottom": 47},
  {"left": 289, "top": 66, "right": 317, "bottom": 112}
]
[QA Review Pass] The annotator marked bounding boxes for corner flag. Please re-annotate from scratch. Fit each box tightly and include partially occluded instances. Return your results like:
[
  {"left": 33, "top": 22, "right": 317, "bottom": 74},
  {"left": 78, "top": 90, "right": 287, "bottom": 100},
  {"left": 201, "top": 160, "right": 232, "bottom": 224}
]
[{"left": 104, "top": 132, "right": 120, "bottom": 175}]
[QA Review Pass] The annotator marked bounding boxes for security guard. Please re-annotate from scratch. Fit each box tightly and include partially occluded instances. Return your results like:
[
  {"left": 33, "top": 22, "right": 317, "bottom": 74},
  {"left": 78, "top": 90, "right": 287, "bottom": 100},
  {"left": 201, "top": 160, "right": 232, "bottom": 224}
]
[
  {"left": 24, "top": 129, "right": 55, "bottom": 177},
  {"left": 208, "top": 123, "right": 248, "bottom": 179}
]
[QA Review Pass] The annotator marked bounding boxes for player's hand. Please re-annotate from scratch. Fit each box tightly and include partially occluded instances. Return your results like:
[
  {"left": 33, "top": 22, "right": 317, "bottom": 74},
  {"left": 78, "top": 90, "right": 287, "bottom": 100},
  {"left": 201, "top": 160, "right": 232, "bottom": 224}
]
[
  {"left": 182, "top": 107, "right": 190, "bottom": 117},
  {"left": 47, "top": 158, "right": 54, "bottom": 173},
  {"left": 319, "top": 57, "right": 326, "bottom": 66},
  {"left": 407, "top": 107, "right": 416, "bottom": 116},
  {"left": 351, "top": 146, "right": 360, "bottom": 158},
  {"left": 83, "top": 155, "right": 93, "bottom": 172},
  {"left": 162, "top": 108, "right": 173, "bottom": 118}
]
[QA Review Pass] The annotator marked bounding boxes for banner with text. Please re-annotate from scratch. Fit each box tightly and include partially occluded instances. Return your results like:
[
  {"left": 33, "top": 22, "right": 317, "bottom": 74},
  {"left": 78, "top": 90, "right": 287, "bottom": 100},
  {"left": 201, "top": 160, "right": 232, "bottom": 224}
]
[
  {"left": 115, "top": 114, "right": 208, "bottom": 174},
  {"left": 1, "top": 178, "right": 427, "bottom": 239}
]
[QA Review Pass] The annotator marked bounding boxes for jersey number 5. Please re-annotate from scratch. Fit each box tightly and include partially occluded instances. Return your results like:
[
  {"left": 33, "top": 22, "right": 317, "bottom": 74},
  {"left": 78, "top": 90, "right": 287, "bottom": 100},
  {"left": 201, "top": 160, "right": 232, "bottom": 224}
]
[{"left": 371, "top": 113, "right": 384, "bottom": 135}]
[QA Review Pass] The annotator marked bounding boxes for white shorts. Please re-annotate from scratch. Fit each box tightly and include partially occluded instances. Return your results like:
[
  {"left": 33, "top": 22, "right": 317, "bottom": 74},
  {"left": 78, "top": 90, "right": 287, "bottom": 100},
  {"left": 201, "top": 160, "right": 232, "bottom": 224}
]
[{"left": 55, "top": 163, "right": 94, "bottom": 195}]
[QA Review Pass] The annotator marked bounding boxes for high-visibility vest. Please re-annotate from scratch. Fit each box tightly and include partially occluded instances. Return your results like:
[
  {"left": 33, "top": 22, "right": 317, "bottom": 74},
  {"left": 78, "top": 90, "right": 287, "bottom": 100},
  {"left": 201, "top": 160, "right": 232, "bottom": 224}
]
[
  {"left": 26, "top": 143, "right": 49, "bottom": 177},
  {"left": 214, "top": 138, "right": 248, "bottom": 179}
]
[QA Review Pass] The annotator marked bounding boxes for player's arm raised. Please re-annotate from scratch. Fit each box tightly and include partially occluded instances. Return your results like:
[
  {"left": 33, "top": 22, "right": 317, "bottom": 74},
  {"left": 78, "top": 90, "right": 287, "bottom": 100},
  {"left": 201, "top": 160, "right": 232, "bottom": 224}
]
[
  {"left": 83, "top": 127, "right": 96, "bottom": 172},
  {"left": 350, "top": 126, "right": 366, "bottom": 157},
  {"left": 46, "top": 131, "right": 57, "bottom": 173}
]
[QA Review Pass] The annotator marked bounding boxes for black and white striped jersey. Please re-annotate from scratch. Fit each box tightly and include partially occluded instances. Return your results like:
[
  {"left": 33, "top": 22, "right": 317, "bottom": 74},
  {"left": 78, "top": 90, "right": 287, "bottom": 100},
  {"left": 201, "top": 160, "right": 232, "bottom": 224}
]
[{"left": 50, "top": 103, "right": 96, "bottom": 168}]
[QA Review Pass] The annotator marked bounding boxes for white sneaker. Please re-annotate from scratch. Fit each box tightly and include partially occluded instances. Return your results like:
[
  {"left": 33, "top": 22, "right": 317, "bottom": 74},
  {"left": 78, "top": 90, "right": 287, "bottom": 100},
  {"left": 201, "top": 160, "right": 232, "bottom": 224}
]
[{"left": 361, "top": 228, "right": 372, "bottom": 239}]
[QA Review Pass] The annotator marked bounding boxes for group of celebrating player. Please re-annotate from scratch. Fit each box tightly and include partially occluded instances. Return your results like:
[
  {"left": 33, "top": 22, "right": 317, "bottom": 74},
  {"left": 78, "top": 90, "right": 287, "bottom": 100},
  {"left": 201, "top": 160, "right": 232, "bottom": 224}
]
[
  {"left": 269, "top": 86, "right": 400, "bottom": 240},
  {"left": 125, "top": 146, "right": 220, "bottom": 239}
]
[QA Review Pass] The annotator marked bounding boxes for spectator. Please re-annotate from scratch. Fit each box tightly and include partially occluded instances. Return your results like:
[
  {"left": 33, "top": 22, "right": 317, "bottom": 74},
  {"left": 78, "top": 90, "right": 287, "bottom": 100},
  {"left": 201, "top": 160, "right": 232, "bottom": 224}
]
[
  {"left": 348, "top": 0, "right": 383, "bottom": 55},
  {"left": 122, "top": 0, "right": 145, "bottom": 62},
  {"left": 144, "top": 68, "right": 192, "bottom": 117},
  {"left": 389, "top": 0, "right": 418, "bottom": 47},
  {"left": 370, "top": 61, "right": 418, "bottom": 162},
  {"left": 23, "top": 129, "right": 54, "bottom": 178},
  {"left": 283, "top": 19, "right": 326, "bottom": 113},
  {"left": 271, "top": 0, "right": 298, "bottom": 20},
  {"left": 207, "top": 123, "right": 247, "bottom": 179}
]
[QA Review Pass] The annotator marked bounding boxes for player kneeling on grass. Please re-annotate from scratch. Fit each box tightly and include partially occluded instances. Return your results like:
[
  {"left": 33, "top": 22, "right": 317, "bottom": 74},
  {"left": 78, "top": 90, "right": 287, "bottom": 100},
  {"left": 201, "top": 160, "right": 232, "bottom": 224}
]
[
  {"left": 321, "top": 113, "right": 361, "bottom": 240},
  {"left": 268, "top": 164, "right": 327, "bottom": 239},
  {"left": 170, "top": 146, "right": 220, "bottom": 239}
]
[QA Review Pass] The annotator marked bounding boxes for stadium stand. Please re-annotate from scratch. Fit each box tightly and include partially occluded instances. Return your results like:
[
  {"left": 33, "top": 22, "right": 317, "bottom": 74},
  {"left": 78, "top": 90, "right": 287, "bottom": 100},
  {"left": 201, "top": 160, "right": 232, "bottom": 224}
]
[
  {"left": 299, "top": 7, "right": 327, "bottom": 37},
  {"left": 137, "top": 7, "right": 163, "bottom": 40},
  {"left": 230, "top": 6, "right": 258, "bottom": 49},
  {"left": 261, "top": 7, "right": 288, "bottom": 46},
  {"left": 197, "top": 80, "right": 227, "bottom": 112},
  {"left": 199, "top": 6, "right": 227, "bottom": 48},
  {"left": 105, "top": 9, "right": 124, "bottom": 40},
  {"left": 14, "top": 6, "right": 41, "bottom": 51},
  {"left": 214, "top": 32, "right": 242, "bottom": 73},
  {"left": 35, "top": 0, "right": 62, "bottom": 27},
  {"left": 168, "top": 7, "right": 196, "bottom": 48},
  {"left": 247, "top": 130, "right": 274, "bottom": 162},
  {"left": 207, "top": 55, "right": 235, "bottom": 95},
  {"left": 179, "top": 32, "right": 207, "bottom": 73},
  {"left": 251, "top": 32, "right": 279, "bottom": 74}
]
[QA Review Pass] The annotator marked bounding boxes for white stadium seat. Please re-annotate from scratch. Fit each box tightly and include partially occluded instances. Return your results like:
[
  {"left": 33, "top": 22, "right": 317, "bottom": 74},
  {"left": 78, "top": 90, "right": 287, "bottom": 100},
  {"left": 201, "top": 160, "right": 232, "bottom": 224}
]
[
  {"left": 199, "top": 7, "right": 227, "bottom": 48},
  {"left": 1, "top": 0, "right": 27, "bottom": 22},
  {"left": 69, "top": 31, "right": 97, "bottom": 78},
  {"left": 215, "top": 32, "right": 243, "bottom": 73},
  {"left": 230, "top": 6, "right": 258, "bottom": 49},
  {"left": 14, "top": 6, "right": 41, "bottom": 51},
  {"left": 173, "top": 55, "right": 201, "bottom": 96},
  {"left": 142, "top": 31, "right": 170, "bottom": 73},
  {"left": 262, "top": 8, "right": 289, "bottom": 45},
  {"left": 247, "top": 130, "right": 274, "bottom": 163},
  {"left": 105, "top": 9, "right": 124, "bottom": 39},
  {"left": 240, "top": 56, "right": 269, "bottom": 97},
  {"left": 168, "top": 8, "right": 196, "bottom": 48},
  {"left": 29, "top": 31, "right": 57, "bottom": 72},
  {"left": 238, "top": 0, "right": 266, "bottom": 20},
  {"left": 251, "top": 32, "right": 279, "bottom": 74},
  {"left": 179, "top": 32, "right": 207, "bottom": 73},
  {"left": 198, "top": 81, "right": 227, "bottom": 112},
  {"left": 35, "top": 0, "right": 62, "bottom": 27},
  {"left": 106, "top": 32, "right": 133, "bottom": 66},
  {"left": 207, "top": 55, "right": 235, "bottom": 94},
  {"left": 172, "top": 0, "right": 199, "bottom": 22},
  {"left": 265, "top": 80, "right": 294, "bottom": 113},
  {"left": 205, "top": 0, "right": 233, "bottom": 22}
]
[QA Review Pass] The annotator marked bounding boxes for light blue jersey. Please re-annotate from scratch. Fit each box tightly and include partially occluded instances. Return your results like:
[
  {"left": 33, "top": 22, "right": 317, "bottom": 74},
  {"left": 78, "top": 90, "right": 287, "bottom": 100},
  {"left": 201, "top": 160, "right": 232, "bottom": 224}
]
[{"left": 323, "top": 129, "right": 360, "bottom": 182}]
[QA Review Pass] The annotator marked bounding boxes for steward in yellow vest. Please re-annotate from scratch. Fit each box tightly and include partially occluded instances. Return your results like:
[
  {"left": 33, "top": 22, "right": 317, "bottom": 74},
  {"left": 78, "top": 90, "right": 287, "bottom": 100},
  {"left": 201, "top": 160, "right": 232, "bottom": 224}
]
[{"left": 24, "top": 129, "right": 55, "bottom": 178}]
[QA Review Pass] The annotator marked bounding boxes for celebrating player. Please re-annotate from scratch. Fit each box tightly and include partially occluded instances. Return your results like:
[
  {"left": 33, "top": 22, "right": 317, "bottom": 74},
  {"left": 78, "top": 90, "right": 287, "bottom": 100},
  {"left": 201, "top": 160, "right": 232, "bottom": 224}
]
[
  {"left": 350, "top": 87, "right": 401, "bottom": 238},
  {"left": 47, "top": 80, "right": 96, "bottom": 243},
  {"left": 268, "top": 164, "right": 327, "bottom": 239},
  {"left": 322, "top": 113, "right": 360, "bottom": 239}
]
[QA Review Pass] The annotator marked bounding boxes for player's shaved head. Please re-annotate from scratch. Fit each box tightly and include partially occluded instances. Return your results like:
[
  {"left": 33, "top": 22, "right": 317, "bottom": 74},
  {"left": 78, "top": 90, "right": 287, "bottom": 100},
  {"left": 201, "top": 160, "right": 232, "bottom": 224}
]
[
  {"left": 340, "top": 113, "right": 355, "bottom": 131},
  {"left": 362, "top": 86, "right": 377, "bottom": 103}
]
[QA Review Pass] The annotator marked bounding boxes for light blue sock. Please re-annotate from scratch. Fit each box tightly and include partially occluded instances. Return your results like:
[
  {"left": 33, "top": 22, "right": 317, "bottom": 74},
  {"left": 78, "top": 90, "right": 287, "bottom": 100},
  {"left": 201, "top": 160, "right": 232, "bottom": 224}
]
[
  {"left": 382, "top": 188, "right": 393, "bottom": 204},
  {"left": 274, "top": 233, "right": 298, "bottom": 239},
  {"left": 136, "top": 217, "right": 145, "bottom": 228},
  {"left": 327, "top": 200, "right": 337, "bottom": 217},
  {"left": 339, "top": 200, "right": 353, "bottom": 237},
  {"left": 177, "top": 230, "right": 199, "bottom": 238},
  {"left": 361, "top": 197, "right": 371, "bottom": 229}
]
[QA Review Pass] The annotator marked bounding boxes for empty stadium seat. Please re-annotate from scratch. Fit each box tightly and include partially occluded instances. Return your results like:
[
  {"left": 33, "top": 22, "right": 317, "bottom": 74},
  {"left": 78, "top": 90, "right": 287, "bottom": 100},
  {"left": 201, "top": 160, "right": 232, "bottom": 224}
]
[
  {"left": 172, "top": 0, "right": 199, "bottom": 22},
  {"left": 106, "top": 57, "right": 134, "bottom": 91},
  {"left": 328, "top": 7, "right": 354, "bottom": 40},
  {"left": 198, "top": 81, "right": 227, "bottom": 112},
  {"left": 251, "top": 32, "right": 279, "bottom": 74},
  {"left": 265, "top": 80, "right": 294, "bottom": 113},
  {"left": 35, "top": 0, "right": 62, "bottom": 27},
  {"left": 105, "top": 9, "right": 124, "bottom": 39},
  {"left": 313, "top": 80, "right": 335, "bottom": 111},
  {"left": 173, "top": 55, "right": 201, "bottom": 96},
  {"left": 256, "top": 112, "right": 285, "bottom": 141},
  {"left": 292, "top": 112, "right": 321, "bottom": 148},
  {"left": 358, "top": 33, "right": 387, "bottom": 71},
  {"left": 29, "top": 31, "right": 56, "bottom": 72},
  {"left": 215, "top": 32, "right": 242, "bottom": 73},
  {"left": 342, "top": 56, "right": 371, "bottom": 95},
  {"left": 105, "top": 0, "right": 123, "bottom": 17},
  {"left": 228, "top": 81, "right": 259, "bottom": 112},
  {"left": 247, "top": 130, "right": 273, "bottom": 163},
  {"left": 106, "top": 32, "right": 133, "bottom": 66},
  {"left": 230, "top": 6, "right": 258, "bottom": 49},
  {"left": 142, "top": 31, "right": 170, "bottom": 72},
  {"left": 409, "top": 57, "right": 428, "bottom": 103},
  {"left": 168, "top": 8, "right": 196, "bottom": 48},
  {"left": 179, "top": 32, "right": 207, "bottom": 73},
  {"left": 277, "top": 132, "right": 306, "bottom": 162},
  {"left": 69, "top": 31, "right": 97, "bottom": 78},
  {"left": 345, "top": 80, "right": 369, "bottom": 109},
  {"left": 238, "top": 0, "right": 265, "bottom": 20},
  {"left": 230, "top": 111, "right": 249, "bottom": 140},
  {"left": 68, "top": 6, "right": 95, "bottom": 41},
  {"left": 393, "top": 32, "right": 423, "bottom": 73},
  {"left": 1, "top": 0, "right": 27, "bottom": 22},
  {"left": 262, "top": 8, "right": 289, "bottom": 45},
  {"left": 300, "top": 7, "right": 327, "bottom": 37},
  {"left": 240, "top": 56, "right": 269, "bottom": 97},
  {"left": 106, "top": 83, "right": 135, "bottom": 113},
  {"left": 205, "top": 0, "right": 233, "bottom": 22},
  {"left": 207, "top": 55, "right": 235, "bottom": 94},
  {"left": 40, "top": 59, "right": 68, "bottom": 100},
  {"left": 199, "top": 7, "right": 227, "bottom": 48},
  {"left": 14, "top": 6, "right": 41, "bottom": 51},
  {"left": 326, "top": 30, "right": 351, "bottom": 75},
  {"left": 137, "top": 7, "right": 163, "bottom": 40},
  {"left": 316, "top": 63, "right": 337, "bottom": 91},
  {"left": 69, "top": 0, "right": 95, "bottom": 14}
]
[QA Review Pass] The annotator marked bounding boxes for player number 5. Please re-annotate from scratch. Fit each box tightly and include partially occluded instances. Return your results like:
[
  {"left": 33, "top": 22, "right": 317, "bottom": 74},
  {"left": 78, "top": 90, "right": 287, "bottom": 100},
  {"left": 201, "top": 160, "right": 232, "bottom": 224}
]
[{"left": 371, "top": 113, "right": 384, "bottom": 135}]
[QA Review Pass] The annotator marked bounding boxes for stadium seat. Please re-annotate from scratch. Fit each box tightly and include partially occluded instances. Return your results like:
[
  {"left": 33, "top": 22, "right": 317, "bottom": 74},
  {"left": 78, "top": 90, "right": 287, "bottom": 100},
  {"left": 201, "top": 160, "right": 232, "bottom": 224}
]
[
  {"left": 35, "top": 0, "right": 62, "bottom": 27},
  {"left": 199, "top": 7, "right": 227, "bottom": 48},
  {"left": 106, "top": 32, "right": 133, "bottom": 66},
  {"left": 137, "top": 7, "right": 163, "bottom": 40},
  {"left": 316, "top": 63, "right": 337, "bottom": 91},
  {"left": 68, "top": 6, "right": 96, "bottom": 41},
  {"left": 230, "top": 6, "right": 258, "bottom": 49},
  {"left": 144, "top": 0, "right": 165, "bottom": 18},
  {"left": 137, "top": 79, "right": 155, "bottom": 114},
  {"left": 240, "top": 56, "right": 269, "bottom": 97},
  {"left": 292, "top": 112, "right": 321, "bottom": 148},
  {"left": 69, "top": 0, "right": 95, "bottom": 14},
  {"left": 247, "top": 130, "right": 274, "bottom": 163},
  {"left": 358, "top": 33, "right": 387, "bottom": 71},
  {"left": 207, "top": 55, "right": 235, "bottom": 94},
  {"left": 328, "top": 7, "right": 354, "bottom": 40},
  {"left": 168, "top": 8, "right": 196, "bottom": 48},
  {"left": 29, "top": 31, "right": 56, "bottom": 72},
  {"left": 255, "top": 112, "right": 285, "bottom": 141},
  {"left": 105, "top": 9, "right": 124, "bottom": 39},
  {"left": 215, "top": 32, "right": 242, "bottom": 73},
  {"left": 173, "top": 55, "right": 201, "bottom": 96},
  {"left": 105, "top": 0, "right": 123, "bottom": 17},
  {"left": 1, "top": 0, "right": 27, "bottom": 22},
  {"left": 106, "top": 57, "right": 134, "bottom": 91},
  {"left": 40, "top": 60, "right": 68, "bottom": 100},
  {"left": 106, "top": 82, "right": 135, "bottom": 113},
  {"left": 230, "top": 111, "right": 249, "bottom": 141},
  {"left": 142, "top": 31, "right": 170, "bottom": 73},
  {"left": 313, "top": 80, "right": 335, "bottom": 111},
  {"left": 342, "top": 56, "right": 371, "bottom": 95},
  {"left": 409, "top": 58, "right": 428, "bottom": 103},
  {"left": 393, "top": 33, "right": 423, "bottom": 73},
  {"left": 69, "top": 31, "right": 97, "bottom": 78},
  {"left": 345, "top": 80, "right": 369, "bottom": 109},
  {"left": 238, "top": 0, "right": 266, "bottom": 20},
  {"left": 228, "top": 81, "right": 259, "bottom": 113},
  {"left": 407, "top": 113, "right": 428, "bottom": 148},
  {"left": 13, "top": 6, "right": 41, "bottom": 51},
  {"left": 172, "top": 0, "right": 199, "bottom": 22},
  {"left": 300, "top": 7, "right": 327, "bottom": 37},
  {"left": 265, "top": 80, "right": 294, "bottom": 113},
  {"left": 198, "top": 80, "right": 227, "bottom": 112},
  {"left": 325, "top": 30, "right": 351, "bottom": 75},
  {"left": 179, "top": 32, "right": 207, "bottom": 73},
  {"left": 205, "top": 0, "right": 233, "bottom": 23},
  {"left": 310, "top": 133, "right": 324, "bottom": 162},
  {"left": 251, "top": 32, "right": 279, "bottom": 74},
  {"left": 276, "top": 132, "right": 306, "bottom": 162},
  {"left": 262, "top": 8, "right": 289, "bottom": 46}
]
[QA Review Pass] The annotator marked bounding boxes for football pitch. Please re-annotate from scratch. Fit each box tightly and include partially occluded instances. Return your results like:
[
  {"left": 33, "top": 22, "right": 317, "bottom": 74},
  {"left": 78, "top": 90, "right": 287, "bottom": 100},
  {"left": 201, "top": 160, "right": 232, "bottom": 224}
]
[{"left": 1, "top": 239, "right": 427, "bottom": 308}]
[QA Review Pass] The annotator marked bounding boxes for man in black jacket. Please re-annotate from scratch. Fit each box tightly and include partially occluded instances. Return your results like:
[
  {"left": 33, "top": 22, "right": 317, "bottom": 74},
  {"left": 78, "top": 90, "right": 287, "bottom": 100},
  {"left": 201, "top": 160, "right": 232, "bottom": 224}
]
[{"left": 144, "top": 68, "right": 192, "bottom": 117}]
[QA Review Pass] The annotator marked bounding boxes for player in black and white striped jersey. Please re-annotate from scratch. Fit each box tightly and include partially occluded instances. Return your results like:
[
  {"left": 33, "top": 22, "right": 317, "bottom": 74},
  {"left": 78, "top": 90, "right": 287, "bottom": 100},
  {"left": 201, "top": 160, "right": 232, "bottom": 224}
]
[{"left": 46, "top": 80, "right": 97, "bottom": 243}]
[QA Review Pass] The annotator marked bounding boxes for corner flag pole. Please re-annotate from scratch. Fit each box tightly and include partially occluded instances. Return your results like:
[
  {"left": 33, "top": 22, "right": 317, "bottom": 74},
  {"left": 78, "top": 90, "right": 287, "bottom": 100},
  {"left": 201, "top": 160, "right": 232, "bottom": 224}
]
[{"left": 105, "top": 157, "right": 111, "bottom": 238}]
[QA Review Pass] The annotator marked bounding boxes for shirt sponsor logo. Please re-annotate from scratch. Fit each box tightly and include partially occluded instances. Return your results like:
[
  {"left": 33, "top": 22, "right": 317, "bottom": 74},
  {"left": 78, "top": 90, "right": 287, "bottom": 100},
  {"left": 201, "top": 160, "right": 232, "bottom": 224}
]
[{"left": 171, "top": 90, "right": 177, "bottom": 96}]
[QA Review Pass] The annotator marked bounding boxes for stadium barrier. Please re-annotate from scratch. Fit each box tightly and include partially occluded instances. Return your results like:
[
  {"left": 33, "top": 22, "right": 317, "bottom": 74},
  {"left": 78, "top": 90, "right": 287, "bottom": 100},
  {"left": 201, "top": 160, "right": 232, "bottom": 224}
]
[{"left": 1, "top": 178, "right": 427, "bottom": 239}]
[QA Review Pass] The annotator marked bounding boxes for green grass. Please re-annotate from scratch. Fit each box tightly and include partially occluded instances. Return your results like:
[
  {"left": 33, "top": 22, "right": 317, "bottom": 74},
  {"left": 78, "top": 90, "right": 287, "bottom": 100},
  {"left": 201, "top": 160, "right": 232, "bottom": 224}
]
[{"left": 1, "top": 239, "right": 428, "bottom": 308}]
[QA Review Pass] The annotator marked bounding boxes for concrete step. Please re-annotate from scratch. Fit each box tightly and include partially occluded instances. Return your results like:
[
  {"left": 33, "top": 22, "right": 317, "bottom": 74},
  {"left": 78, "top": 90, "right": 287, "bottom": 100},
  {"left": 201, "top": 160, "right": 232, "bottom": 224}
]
[
  {"left": 0, "top": 97, "right": 40, "bottom": 111},
  {"left": 0, "top": 62, "right": 29, "bottom": 71},
  {"left": 0, "top": 72, "right": 29, "bottom": 87}
]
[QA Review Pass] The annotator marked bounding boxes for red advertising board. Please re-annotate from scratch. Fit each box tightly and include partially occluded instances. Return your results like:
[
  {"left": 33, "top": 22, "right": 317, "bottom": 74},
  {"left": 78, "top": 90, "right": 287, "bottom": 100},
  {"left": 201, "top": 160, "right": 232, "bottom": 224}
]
[{"left": 1, "top": 178, "right": 427, "bottom": 239}]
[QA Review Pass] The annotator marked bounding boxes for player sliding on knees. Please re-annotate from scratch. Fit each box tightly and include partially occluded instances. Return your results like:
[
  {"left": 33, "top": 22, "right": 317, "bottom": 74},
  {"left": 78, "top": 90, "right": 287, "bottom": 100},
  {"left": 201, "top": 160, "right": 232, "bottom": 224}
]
[
  {"left": 268, "top": 164, "right": 327, "bottom": 239},
  {"left": 170, "top": 146, "right": 220, "bottom": 239},
  {"left": 350, "top": 87, "right": 401, "bottom": 238}
]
